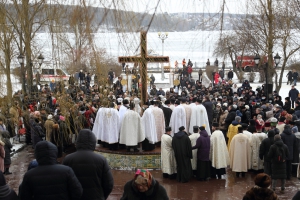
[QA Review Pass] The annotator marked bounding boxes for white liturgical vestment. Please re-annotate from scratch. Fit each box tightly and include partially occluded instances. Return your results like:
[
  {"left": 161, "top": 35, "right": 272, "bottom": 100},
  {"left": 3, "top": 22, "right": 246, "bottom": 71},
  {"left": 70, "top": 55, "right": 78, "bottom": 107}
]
[
  {"left": 189, "top": 104, "right": 211, "bottom": 135},
  {"left": 161, "top": 134, "right": 177, "bottom": 175},
  {"left": 152, "top": 106, "right": 165, "bottom": 142},
  {"left": 119, "top": 110, "right": 145, "bottom": 146},
  {"left": 92, "top": 108, "right": 120, "bottom": 144},
  {"left": 142, "top": 108, "right": 158, "bottom": 144},
  {"left": 169, "top": 105, "right": 186, "bottom": 136}
]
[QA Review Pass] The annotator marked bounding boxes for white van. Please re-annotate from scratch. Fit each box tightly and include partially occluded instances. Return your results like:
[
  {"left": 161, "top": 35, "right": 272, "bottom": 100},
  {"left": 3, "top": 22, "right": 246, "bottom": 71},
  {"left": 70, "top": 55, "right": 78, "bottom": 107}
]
[{"left": 34, "top": 68, "right": 70, "bottom": 84}]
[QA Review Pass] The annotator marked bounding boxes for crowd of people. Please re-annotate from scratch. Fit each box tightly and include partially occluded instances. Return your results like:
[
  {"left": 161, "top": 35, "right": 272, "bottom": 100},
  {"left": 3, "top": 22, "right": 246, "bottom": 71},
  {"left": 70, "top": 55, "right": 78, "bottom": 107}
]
[{"left": 0, "top": 61, "right": 300, "bottom": 198}]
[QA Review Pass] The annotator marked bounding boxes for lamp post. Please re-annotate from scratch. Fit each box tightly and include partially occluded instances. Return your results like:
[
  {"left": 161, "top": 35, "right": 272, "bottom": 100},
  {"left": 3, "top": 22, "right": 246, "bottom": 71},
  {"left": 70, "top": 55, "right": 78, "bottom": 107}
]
[
  {"left": 274, "top": 53, "right": 281, "bottom": 67},
  {"left": 158, "top": 32, "right": 168, "bottom": 81},
  {"left": 18, "top": 53, "right": 26, "bottom": 93},
  {"left": 18, "top": 53, "right": 45, "bottom": 94},
  {"left": 37, "top": 53, "right": 44, "bottom": 67}
]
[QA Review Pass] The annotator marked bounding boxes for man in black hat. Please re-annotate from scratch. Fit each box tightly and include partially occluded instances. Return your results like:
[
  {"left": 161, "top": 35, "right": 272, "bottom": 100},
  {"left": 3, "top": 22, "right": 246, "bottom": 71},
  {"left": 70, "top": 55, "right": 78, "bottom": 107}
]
[{"left": 172, "top": 126, "right": 193, "bottom": 183}]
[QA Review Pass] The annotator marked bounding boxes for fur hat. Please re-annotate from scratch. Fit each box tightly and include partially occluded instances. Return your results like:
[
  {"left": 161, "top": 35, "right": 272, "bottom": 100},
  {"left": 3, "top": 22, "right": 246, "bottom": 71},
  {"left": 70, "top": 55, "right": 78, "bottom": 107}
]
[{"left": 254, "top": 173, "right": 271, "bottom": 188}]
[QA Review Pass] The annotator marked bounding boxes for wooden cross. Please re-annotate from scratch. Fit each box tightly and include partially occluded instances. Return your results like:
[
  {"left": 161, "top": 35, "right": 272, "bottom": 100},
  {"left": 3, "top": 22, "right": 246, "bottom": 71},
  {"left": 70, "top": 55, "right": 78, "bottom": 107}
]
[{"left": 119, "top": 31, "right": 169, "bottom": 104}]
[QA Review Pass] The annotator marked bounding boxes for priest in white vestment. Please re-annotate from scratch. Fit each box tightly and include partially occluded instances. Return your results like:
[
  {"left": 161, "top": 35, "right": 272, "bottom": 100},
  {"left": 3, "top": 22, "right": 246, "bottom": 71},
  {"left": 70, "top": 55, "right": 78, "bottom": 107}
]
[
  {"left": 181, "top": 98, "right": 192, "bottom": 134},
  {"left": 141, "top": 107, "right": 158, "bottom": 144},
  {"left": 133, "top": 97, "right": 142, "bottom": 116},
  {"left": 119, "top": 99, "right": 129, "bottom": 125},
  {"left": 229, "top": 126, "right": 251, "bottom": 177},
  {"left": 161, "top": 127, "right": 177, "bottom": 178},
  {"left": 119, "top": 103, "right": 145, "bottom": 152},
  {"left": 152, "top": 101, "right": 165, "bottom": 142},
  {"left": 189, "top": 126, "right": 200, "bottom": 172},
  {"left": 210, "top": 123, "right": 230, "bottom": 179},
  {"left": 92, "top": 107, "right": 120, "bottom": 145},
  {"left": 250, "top": 132, "right": 267, "bottom": 170},
  {"left": 169, "top": 100, "right": 186, "bottom": 136},
  {"left": 189, "top": 99, "right": 211, "bottom": 135},
  {"left": 241, "top": 123, "right": 253, "bottom": 139}
]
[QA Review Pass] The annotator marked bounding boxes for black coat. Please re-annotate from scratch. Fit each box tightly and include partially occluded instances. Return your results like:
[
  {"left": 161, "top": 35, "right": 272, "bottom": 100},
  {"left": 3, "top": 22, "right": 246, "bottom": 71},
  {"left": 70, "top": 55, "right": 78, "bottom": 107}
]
[
  {"left": 172, "top": 131, "right": 193, "bottom": 183},
  {"left": 281, "top": 126, "right": 297, "bottom": 160},
  {"left": 19, "top": 141, "right": 83, "bottom": 200},
  {"left": 259, "top": 136, "right": 275, "bottom": 162},
  {"left": 120, "top": 178, "right": 169, "bottom": 200},
  {"left": 161, "top": 106, "right": 172, "bottom": 127},
  {"left": 3, "top": 138, "right": 12, "bottom": 166},
  {"left": 203, "top": 100, "right": 213, "bottom": 122},
  {"left": 63, "top": 129, "right": 114, "bottom": 200},
  {"left": 289, "top": 88, "right": 299, "bottom": 101},
  {"left": 225, "top": 109, "right": 236, "bottom": 130},
  {"left": 268, "top": 140, "right": 289, "bottom": 179},
  {"left": 0, "top": 172, "right": 18, "bottom": 200},
  {"left": 30, "top": 118, "right": 45, "bottom": 148},
  {"left": 228, "top": 71, "right": 233, "bottom": 79}
]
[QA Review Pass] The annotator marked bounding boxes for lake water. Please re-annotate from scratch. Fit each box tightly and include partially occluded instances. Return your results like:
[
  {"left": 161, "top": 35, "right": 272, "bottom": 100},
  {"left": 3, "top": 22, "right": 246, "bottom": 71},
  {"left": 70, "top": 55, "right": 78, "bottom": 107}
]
[{"left": 34, "top": 31, "right": 225, "bottom": 69}]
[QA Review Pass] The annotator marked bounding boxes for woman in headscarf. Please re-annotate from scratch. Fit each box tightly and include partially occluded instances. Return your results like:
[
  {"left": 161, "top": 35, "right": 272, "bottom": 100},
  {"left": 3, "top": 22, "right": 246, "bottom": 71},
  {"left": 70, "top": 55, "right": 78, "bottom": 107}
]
[{"left": 120, "top": 169, "right": 169, "bottom": 200}]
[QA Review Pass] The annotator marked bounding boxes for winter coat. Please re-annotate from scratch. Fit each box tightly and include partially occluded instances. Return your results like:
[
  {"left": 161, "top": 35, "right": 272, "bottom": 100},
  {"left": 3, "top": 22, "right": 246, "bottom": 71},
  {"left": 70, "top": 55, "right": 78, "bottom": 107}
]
[
  {"left": 259, "top": 132, "right": 275, "bottom": 162},
  {"left": 281, "top": 125, "right": 297, "bottom": 160},
  {"left": 192, "top": 130, "right": 210, "bottom": 161},
  {"left": 243, "top": 186, "right": 278, "bottom": 200},
  {"left": 268, "top": 140, "right": 289, "bottom": 179},
  {"left": 225, "top": 109, "right": 236, "bottom": 130},
  {"left": 1, "top": 131, "right": 12, "bottom": 166},
  {"left": 120, "top": 178, "right": 169, "bottom": 200},
  {"left": 19, "top": 141, "right": 83, "bottom": 200},
  {"left": 30, "top": 118, "right": 45, "bottom": 148},
  {"left": 0, "top": 172, "right": 18, "bottom": 200},
  {"left": 63, "top": 129, "right": 114, "bottom": 200},
  {"left": 283, "top": 101, "right": 291, "bottom": 113},
  {"left": 0, "top": 141, "right": 4, "bottom": 173},
  {"left": 219, "top": 112, "right": 228, "bottom": 131},
  {"left": 203, "top": 100, "right": 213, "bottom": 123},
  {"left": 294, "top": 132, "right": 300, "bottom": 164},
  {"left": 289, "top": 88, "right": 299, "bottom": 101},
  {"left": 228, "top": 71, "right": 233, "bottom": 79}
]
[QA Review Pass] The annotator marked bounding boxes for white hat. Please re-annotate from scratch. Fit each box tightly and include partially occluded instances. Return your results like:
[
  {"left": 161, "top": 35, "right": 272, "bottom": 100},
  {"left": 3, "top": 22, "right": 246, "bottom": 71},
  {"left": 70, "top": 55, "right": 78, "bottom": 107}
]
[
  {"left": 245, "top": 105, "right": 249, "bottom": 110},
  {"left": 216, "top": 103, "right": 221, "bottom": 107},
  {"left": 223, "top": 103, "right": 228, "bottom": 107},
  {"left": 47, "top": 114, "right": 53, "bottom": 120}
]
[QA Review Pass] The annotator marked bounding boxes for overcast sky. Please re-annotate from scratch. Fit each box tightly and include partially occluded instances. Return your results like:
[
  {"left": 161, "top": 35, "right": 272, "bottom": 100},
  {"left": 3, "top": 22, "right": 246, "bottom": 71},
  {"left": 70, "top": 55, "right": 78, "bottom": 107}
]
[{"left": 65, "top": 0, "right": 249, "bottom": 14}]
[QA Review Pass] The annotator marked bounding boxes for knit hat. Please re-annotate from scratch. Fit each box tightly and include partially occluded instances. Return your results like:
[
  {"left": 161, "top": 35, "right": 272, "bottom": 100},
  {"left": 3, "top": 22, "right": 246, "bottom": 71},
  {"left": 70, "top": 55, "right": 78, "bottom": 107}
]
[
  {"left": 47, "top": 114, "right": 53, "bottom": 120},
  {"left": 59, "top": 115, "right": 65, "bottom": 121},
  {"left": 254, "top": 173, "right": 271, "bottom": 188},
  {"left": 264, "top": 122, "right": 271, "bottom": 127},
  {"left": 270, "top": 117, "right": 278, "bottom": 123}
]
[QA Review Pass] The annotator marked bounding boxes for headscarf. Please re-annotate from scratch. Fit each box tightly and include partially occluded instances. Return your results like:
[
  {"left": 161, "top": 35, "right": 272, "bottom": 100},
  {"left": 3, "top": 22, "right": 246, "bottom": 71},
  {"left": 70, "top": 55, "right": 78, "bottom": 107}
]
[{"left": 134, "top": 169, "right": 153, "bottom": 188}]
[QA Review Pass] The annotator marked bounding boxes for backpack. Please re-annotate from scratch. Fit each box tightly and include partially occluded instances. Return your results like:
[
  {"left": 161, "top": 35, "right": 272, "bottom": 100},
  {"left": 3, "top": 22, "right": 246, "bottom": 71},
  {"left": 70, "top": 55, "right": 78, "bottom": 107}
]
[{"left": 275, "top": 146, "right": 286, "bottom": 163}]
